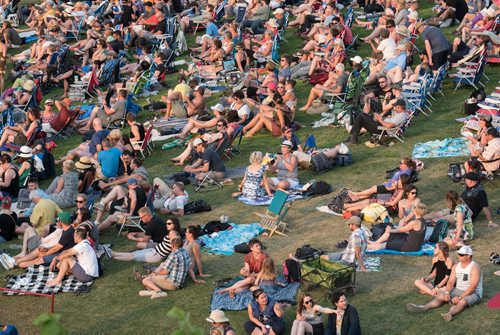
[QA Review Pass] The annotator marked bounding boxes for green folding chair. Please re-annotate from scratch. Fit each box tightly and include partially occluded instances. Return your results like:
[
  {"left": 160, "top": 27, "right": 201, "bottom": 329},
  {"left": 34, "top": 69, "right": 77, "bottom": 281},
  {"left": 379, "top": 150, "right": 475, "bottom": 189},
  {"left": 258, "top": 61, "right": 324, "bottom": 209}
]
[{"left": 254, "top": 190, "right": 291, "bottom": 237}]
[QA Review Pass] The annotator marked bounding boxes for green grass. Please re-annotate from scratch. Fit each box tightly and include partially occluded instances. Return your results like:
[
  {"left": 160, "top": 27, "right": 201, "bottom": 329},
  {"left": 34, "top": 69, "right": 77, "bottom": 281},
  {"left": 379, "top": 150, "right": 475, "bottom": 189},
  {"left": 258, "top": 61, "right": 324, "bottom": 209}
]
[{"left": 1, "top": 3, "right": 500, "bottom": 334}]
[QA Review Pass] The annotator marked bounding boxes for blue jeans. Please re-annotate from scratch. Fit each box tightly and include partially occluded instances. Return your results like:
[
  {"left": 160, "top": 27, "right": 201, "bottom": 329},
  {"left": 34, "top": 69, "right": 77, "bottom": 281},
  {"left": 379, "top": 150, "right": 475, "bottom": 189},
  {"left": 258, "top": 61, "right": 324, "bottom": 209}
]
[{"left": 240, "top": 19, "right": 265, "bottom": 34}]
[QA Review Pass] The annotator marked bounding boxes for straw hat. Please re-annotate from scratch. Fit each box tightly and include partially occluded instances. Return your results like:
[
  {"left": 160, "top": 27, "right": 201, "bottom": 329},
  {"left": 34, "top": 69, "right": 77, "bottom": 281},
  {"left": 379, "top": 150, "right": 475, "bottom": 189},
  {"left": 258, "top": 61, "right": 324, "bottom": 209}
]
[
  {"left": 22, "top": 80, "right": 36, "bottom": 91},
  {"left": 408, "top": 11, "right": 418, "bottom": 21},
  {"left": 206, "top": 310, "right": 230, "bottom": 323},
  {"left": 307, "top": 100, "right": 329, "bottom": 115},
  {"left": 19, "top": 146, "right": 33, "bottom": 158},
  {"left": 75, "top": 156, "right": 94, "bottom": 170},
  {"left": 267, "top": 18, "right": 279, "bottom": 28},
  {"left": 396, "top": 25, "right": 410, "bottom": 37}
]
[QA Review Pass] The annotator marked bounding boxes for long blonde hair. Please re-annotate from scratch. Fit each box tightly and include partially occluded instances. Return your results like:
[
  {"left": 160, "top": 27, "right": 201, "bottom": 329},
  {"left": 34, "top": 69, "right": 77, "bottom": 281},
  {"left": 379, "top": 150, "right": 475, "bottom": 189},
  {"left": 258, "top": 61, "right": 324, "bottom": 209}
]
[{"left": 258, "top": 258, "right": 276, "bottom": 281}]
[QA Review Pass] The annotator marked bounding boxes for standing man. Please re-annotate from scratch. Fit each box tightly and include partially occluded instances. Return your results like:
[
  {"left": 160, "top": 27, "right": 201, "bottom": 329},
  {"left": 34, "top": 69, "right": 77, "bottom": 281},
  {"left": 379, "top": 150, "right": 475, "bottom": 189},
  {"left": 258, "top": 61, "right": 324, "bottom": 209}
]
[
  {"left": 407, "top": 246, "right": 483, "bottom": 322},
  {"left": 416, "top": 22, "right": 451, "bottom": 73},
  {"left": 321, "top": 216, "right": 368, "bottom": 272},
  {"left": 460, "top": 172, "right": 496, "bottom": 227},
  {"left": 325, "top": 291, "right": 361, "bottom": 335}
]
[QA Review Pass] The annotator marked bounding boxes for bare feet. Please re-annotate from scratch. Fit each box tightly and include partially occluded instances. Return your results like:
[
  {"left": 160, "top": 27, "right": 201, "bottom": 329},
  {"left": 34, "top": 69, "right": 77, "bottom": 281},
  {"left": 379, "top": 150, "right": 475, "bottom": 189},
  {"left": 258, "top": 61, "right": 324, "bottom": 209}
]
[
  {"left": 298, "top": 106, "right": 308, "bottom": 111},
  {"left": 47, "top": 279, "right": 61, "bottom": 287},
  {"left": 229, "top": 289, "right": 235, "bottom": 299},
  {"left": 232, "top": 191, "right": 242, "bottom": 198}
]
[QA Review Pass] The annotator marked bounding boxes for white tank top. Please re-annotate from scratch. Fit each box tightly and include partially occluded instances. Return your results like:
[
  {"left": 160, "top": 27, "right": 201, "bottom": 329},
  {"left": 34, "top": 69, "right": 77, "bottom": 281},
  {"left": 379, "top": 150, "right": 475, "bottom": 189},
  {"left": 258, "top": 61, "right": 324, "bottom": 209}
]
[{"left": 455, "top": 260, "right": 482, "bottom": 298}]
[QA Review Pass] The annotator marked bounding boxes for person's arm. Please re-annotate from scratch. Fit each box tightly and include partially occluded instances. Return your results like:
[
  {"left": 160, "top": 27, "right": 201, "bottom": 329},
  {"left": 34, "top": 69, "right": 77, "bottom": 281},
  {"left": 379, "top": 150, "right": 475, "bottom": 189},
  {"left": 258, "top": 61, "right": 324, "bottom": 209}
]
[
  {"left": 23, "top": 121, "right": 39, "bottom": 138},
  {"left": 54, "top": 175, "right": 65, "bottom": 193},
  {"left": 273, "top": 302, "right": 284, "bottom": 318},
  {"left": 424, "top": 40, "right": 433, "bottom": 67},
  {"left": 127, "top": 190, "right": 137, "bottom": 216},
  {"left": 283, "top": 155, "right": 298, "bottom": 173},
  {"left": 262, "top": 173, "right": 273, "bottom": 197},
  {"left": 0, "top": 169, "right": 13, "bottom": 187},
  {"left": 389, "top": 218, "right": 419, "bottom": 233},
  {"left": 130, "top": 124, "right": 141, "bottom": 142},
  {"left": 192, "top": 242, "right": 206, "bottom": 276},
  {"left": 315, "top": 304, "right": 338, "bottom": 314},
  {"left": 247, "top": 304, "right": 266, "bottom": 332},
  {"left": 238, "top": 113, "right": 248, "bottom": 125},
  {"left": 128, "top": 232, "right": 149, "bottom": 242},
  {"left": 384, "top": 190, "right": 404, "bottom": 207},
  {"left": 355, "top": 245, "right": 367, "bottom": 272},
  {"left": 375, "top": 113, "right": 396, "bottom": 128},
  {"left": 451, "top": 263, "right": 480, "bottom": 305},
  {"left": 452, "top": 210, "right": 464, "bottom": 245}
]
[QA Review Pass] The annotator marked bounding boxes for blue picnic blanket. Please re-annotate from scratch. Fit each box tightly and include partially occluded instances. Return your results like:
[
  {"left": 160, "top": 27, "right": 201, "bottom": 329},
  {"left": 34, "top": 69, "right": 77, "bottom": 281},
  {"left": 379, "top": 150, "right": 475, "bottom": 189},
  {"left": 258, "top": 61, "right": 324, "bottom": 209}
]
[
  {"left": 210, "top": 277, "right": 300, "bottom": 311},
  {"left": 412, "top": 138, "right": 469, "bottom": 159},
  {"left": 238, "top": 190, "right": 308, "bottom": 206},
  {"left": 200, "top": 223, "right": 264, "bottom": 255},
  {"left": 77, "top": 105, "right": 95, "bottom": 120},
  {"left": 366, "top": 242, "right": 435, "bottom": 256}
]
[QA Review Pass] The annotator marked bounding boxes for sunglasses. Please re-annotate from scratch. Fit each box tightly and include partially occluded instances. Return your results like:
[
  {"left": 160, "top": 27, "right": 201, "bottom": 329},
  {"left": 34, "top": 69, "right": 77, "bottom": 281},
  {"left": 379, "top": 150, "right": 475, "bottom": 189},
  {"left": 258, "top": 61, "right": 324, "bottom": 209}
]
[
  {"left": 217, "top": 124, "right": 224, "bottom": 127},
  {"left": 167, "top": 221, "right": 174, "bottom": 225},
  {"left": 457, "top": 254, "right": 465, "bottom": 257},
  {"left": 410, "top": 191, "right": 417, "bottom": 195},
  {"left": 386, "top": 25, "right": 394, "bottom": 28},
  {"left": 379, "top": 81, "right": 386, "bottom": 84},
  {"left": 304, "top": 300, "right": 313, "bottom": 304},
  {"left": 76, "top": 200, "right": 84, "bottom": 203},
  {"left": 277, "top": 86, "right": 285, "bottom": 88},
  {"left": 139, "top": 215, "right": 147, "bottom": 220}
]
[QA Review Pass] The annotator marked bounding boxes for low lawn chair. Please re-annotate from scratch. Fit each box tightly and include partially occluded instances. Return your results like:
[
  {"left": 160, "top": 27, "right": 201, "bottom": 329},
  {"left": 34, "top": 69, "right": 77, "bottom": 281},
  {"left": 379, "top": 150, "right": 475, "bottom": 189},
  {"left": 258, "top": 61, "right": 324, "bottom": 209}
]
[
  {"left": 195, "top": 171, "right": 223, "bottom": 192},
  {"left": 254, "top": 190, "right": 291, "bottom": 237},
  {"left": 374, "top": 108, "right": 415, "bottom": 144},
  {"left": 116, "top": 189, "right": 156, "bottom": 236},
  {"left": 131, "top": 125, "right": 154, "bottom": 158}
]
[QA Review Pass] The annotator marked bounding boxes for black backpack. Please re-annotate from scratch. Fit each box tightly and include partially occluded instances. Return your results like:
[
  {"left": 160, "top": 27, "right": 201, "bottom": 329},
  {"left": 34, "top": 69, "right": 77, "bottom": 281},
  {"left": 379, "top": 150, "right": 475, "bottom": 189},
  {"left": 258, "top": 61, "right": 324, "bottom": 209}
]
[
  {"left": 335, "top": 153, "right": 353, "bottom": 167},
  {"left": 294, "top": 245, "right": 322, "bottom": 260},
  {"left": 311, "top": 152, "right": 335, "bottom": 173},
  {"left": 202, "top": 220, "right": 231, "bottom": 235},
  {"left": 283, "top": 259, "right": 301, "bottom": 283},
  {"left": 428, "top": 220, "right": 449, "bottom": 243},
  {"left": 305, "top": 181, "right": 332, "bottom": 196},
  {"left": 31, "top": 150, "right": 56, "bottom": 180},
  {"left": 184, "top": 200, "right": 211, "bottom": 214}
]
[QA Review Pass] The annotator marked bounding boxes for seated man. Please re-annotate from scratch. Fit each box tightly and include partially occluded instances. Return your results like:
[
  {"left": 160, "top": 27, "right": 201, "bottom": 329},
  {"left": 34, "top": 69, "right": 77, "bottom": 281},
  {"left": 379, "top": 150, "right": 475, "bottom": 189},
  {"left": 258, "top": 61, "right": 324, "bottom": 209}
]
[
  {"left": 47, "top": 227, "right": 99, "bottom": 286},
  {"left": 13, "top": 212, "right": 75, "bottom": 269},
  {"left": 321, "top": 216, "right": 368, "bottom": 272},
  {"left": 460, "top": 172, "right": 497, "bottom": 227},
  {"left": 139, "top": 237, "right": 191, "bottom": 299},
  {"left": 345, "top": 99, "right": 408, "bottom": 145},
  {"left": 95, "top": 178, "right": 148, "bottom": 231},
  {"left": 161, "top": 85, "right": 206, "bottom": 120},
  {"left": 97, "top": 138, "right": 121, "bottom": 180},
  {"left": 17, "top": 191, "right": 62, "bottom": 240},
  {"left": 83, "top": 89, "right": 128, "bottom": 130},
  {"left": 407, "top": 246, "right": 483, "bottom": 322},
  {"left": 157, "top": 182, "right": 189, "bottom": 216},
  {"left": 99, "top": 157, "right": 149, "bottom": 189},
  {"left": 468, "top": 127, "right": 500, "bottom": 173},
  {"left": 185, "top": 138, "right": 226, "bottom": 183},
  {"left": 126, "top": 207, "right": 167, "bottom": 250}
]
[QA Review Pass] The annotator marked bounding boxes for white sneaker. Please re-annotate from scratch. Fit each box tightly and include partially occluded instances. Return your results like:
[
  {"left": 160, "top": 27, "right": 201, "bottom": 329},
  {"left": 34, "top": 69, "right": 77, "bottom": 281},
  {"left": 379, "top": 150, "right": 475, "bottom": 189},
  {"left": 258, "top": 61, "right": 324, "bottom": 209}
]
[
  {"left": 3, "top": 253, "right": 16, "bottom": 269},
  {"left": 151, "top": 291, "right": 168, "bottom": 299},
  {"left": 0, "top": 254, "right": 10, "bottom": 270},
  {"left": 345, "top": 124, "right": 353, "bottom": 133},
  {"left": 339, "top": 143, "right": 350, "bottom": 155},
  {"left": 139, "top": 290, "right": 155, "bottom": 297}
]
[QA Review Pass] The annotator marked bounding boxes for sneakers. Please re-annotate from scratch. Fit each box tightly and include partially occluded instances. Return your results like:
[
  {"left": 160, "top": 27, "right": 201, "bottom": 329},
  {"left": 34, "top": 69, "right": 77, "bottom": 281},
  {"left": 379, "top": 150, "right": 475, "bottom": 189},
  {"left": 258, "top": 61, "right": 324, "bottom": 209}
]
[
  {"left": 441, "top": 312, "right": 452, "bottom": 322},
  {"left": 139, "top": 290, "right": 155, "bottom": 297},
  {"left": 151, "top": 291, "right": 168, "bottom": 299},
  {"left": 406, "top": 303, "right": 426, "bottom": 313},
  {"left": 0, "top": 253, "right": 15, "bottom": 270}
]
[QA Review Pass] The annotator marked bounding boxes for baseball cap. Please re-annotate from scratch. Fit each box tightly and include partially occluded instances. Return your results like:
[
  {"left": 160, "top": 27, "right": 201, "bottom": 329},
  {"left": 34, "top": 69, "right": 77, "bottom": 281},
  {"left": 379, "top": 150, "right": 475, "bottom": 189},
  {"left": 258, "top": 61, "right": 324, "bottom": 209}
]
[
  {"left": 457, "top": 245, "right": 473, "bottom": 256},
  {"left": 350, "top": 56, "right": 363, "bottom": 64},
  {"left": 347, "top": 216, "right": 362, "bottom": 226},
  {"left": 273, "top": 8, "right": 284, "bottom": 15},
  {"left": 57, "top": 212, "right": 72, "bottom": 224},
  {"left": 192, "top": 138, "right": 204, "bottom": 147},
  {"left": 210, "top": 103, "right": 224, "bottom": 112},
  {"left": 45, "top": 99, "right": 54, "bottom": 105},
  {"left": 127, "top": 178, "right": 138, "bottom": 185},
  {"left": 281, "top": 140, "right": 293, "bottom": 147},
  {"left": 462, "top": 172, "right": 479, "bottom": 181}
]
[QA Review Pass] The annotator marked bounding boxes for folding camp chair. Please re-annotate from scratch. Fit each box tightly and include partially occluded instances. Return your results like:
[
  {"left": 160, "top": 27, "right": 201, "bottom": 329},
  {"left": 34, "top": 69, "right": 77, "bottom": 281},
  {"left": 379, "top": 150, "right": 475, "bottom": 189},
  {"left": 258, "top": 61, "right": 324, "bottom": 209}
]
[
  {"left": 303, "top": 134, "right": 318, "bottom": 151},
  {"left": 195, "top": 171, "right": 223, "bottom": 192},
  {"left": 131, "top": 125, "right": 154, "bottom": 158},
  {"left": 220, "top": 125, "right": 243, "bottom": 160},
  {"left": 374, "top": 108, "right": 415, "bottom": 143},
  {"left": 70, "top": 67, "right": 99, "bottom": 100},
  {"left": 116, "top": 188, "right": 155, "bottom": 236},
  {"left": 65, "top": 16, "right": 85, "bottom": 41},
  {"left": 254, "top": 190, "right": 291, "bottom": 237},
  {"left": 451, "top": 49, "right": 488, "bottom": 91}
]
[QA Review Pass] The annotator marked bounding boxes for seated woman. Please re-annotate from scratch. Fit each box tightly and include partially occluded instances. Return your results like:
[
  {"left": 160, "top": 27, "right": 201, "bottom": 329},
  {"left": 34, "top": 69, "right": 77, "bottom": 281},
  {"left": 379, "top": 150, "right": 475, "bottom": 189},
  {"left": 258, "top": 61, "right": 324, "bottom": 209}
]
[
  {"left": 424, "top": 190, "right": 474, "bottom": 248},
  {"left": 308, "top": 38, "right": 346, "bottom": 77},
  {"left": 112, "top": 218, "right": 182, "bottom": 263},
  {"left": 250, "top": 30, "right": 274, "bottom": 61},
  {"left": 244, "top": 288, "right": 286, "bottom": 335},
  {"left": 291, "top": 293, "right": 337, "bottom": 335},
  {"left": 126, "top": 112, "right": 145, "bottom": 150},
  {"left": 83, "top": 38, "right": 108, "bottom": 67},
  {"left": 368, "top": 203, "right": 427, "bottom": 252},
  {"left": 414, "top": 242, "right": 453, "bottom": 297},
  {"left": 75, "top": 157, "right": 96, "bottom": 193},
  {"left": 347, "top": 158, "right": 416, "bottom": 201},
  {"left": 244, "top": 94, "right": 290, "bottom": 138},
  {"left": 253, "top": 258, "right": 278, "bottom": 294},
  {"left": 0, "top": 108, "right": 40, "bottom": 148},
  {"left": 195, "top": 38, "right": 225, "bottom": 65},
  {"left": 230, "top": 90, "right": 252, "bottom": 125},
  {"left": 268, "top": 140, "right": 299, "bottom": 191},
  {"left": 343, "top": 175, "right": 410, "bottom": 214},
  {"left": 46, "top": 160, "right": 79, "bottom": 209},
  {"left": 397, "top": 184, "right": 421, "bottom": 226},
  {"left": 183, "top": 225, "right": 210, "bottom": 283},
  {"left": 235, "top": 42, "right": 250, "bottom": 72},
  {"left": 0, "top": 197, "right": 16, "bottom": 244},
  {"left": 17, "top": 146, "right": 33, "bottom": 188},
  {"left": 176, "top": 103, "right": 226, "bottom": 141},
  {"left": 232, "top": 151, "right": 273, "bottom": 199},
  {"left": 464, "top": 114, "right": 492, "bottom": 156},
  {"left": 0, "top": 154, "right": 20, "bottom": 198}
]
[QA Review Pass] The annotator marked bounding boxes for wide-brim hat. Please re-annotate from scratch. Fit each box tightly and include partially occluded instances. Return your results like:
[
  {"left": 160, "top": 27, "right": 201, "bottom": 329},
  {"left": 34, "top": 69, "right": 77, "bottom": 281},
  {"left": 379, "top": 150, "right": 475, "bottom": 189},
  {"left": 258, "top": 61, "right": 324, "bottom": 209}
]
[
  {"left": 396, "top": 25, "right": 410, "bottom": 37},
  {"left": 267, "top": 18, "right": 279, "bottom": 28},
  {"left": 22, "top": 80, "right": 36, "bottom": 91},
  {"left": 206, "top": 310, "right": 230, "bottom": 323},
  {"left": 75, "top": 156, "right": 94, "bottom": 170},
  {"left": 307, "top": 100, "right": 329, "bottom": 115},
  {"left": 19, "top": 146, "right": 33, "bottom": 158}
]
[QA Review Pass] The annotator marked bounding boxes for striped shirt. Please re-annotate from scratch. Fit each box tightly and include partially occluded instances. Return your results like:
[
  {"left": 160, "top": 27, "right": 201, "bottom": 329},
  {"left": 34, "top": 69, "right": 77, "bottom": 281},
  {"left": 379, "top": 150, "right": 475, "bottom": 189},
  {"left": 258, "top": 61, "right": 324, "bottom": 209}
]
[
  {"left": 155, "top": 236, "right": 172, "bottom": 258},
  {"left": 162, "top": 248, "right": 191, "bottom": 287},
  {"left": 342, "top": 228, "right": 367, "bottom": 264}
]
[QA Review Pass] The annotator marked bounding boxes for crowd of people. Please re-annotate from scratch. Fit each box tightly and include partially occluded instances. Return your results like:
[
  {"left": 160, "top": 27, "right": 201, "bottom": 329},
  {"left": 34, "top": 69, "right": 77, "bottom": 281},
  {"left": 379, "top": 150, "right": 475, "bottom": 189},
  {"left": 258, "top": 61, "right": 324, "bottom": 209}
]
[{"left": 0, "top": 0, "right": 498, "bottom": 333}]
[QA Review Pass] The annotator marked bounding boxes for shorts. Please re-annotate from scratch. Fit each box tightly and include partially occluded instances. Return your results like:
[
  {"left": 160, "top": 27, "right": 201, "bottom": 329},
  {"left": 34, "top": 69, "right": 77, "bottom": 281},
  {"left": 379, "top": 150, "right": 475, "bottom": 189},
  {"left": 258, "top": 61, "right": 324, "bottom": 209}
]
[
  {"left": 72, "top": 262, "right": 96, "bottom": 283},
  {"left": 376, "top": 185, "right": 391, "bottom": 194},
  {"left": 151, "top": 276, "right": 179, "bottom": 291},
  {"left": 450, "top": 288, "right": 481, "bottom": 306},
  {"left": 326, "top": 252, "right": 352, "bottom": 266},
  {"left": 42, "top": 253, "right": 59, "bottom": 264},
  {"left": 199, "top": 171, "right": 226, "bottom": 182},
  {"left": 244, "top": 318, "right": 285, "bottom": 335},
  {"left": 432, "top": 49, "right": 448, "bottom": 71},
  {"left": 132, "top": 249, "right": 164, "bottom": 263},
  {"left": 270, "top": 177, "right": 299, "bottom": 189}
]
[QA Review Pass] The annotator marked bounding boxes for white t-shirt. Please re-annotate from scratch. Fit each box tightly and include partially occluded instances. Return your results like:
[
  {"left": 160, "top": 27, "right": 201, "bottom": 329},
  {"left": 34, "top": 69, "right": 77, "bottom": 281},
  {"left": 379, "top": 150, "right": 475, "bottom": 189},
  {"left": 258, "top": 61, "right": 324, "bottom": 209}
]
[
  {"left": 231, "top": 102, "right": 250, "bottom": 119},
  {"left": 377, "top": 38, "right": 397, "bottom": 60},
  {"left": 163, "top": 193, "right": 189, "bottom": 211},
  {"left": 73, "top": 240, "right": 99, "bottom": 277},
  {"left": 383, "top": 111, "right": 407, "bottom": 127}
]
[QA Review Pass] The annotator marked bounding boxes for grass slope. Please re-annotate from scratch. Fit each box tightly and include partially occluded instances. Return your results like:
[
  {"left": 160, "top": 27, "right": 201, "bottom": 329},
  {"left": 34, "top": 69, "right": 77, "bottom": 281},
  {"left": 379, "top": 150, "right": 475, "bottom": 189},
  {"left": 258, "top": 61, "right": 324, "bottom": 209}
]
[{"left": 1, "top": 2, "right": 499, "bottom": 334}]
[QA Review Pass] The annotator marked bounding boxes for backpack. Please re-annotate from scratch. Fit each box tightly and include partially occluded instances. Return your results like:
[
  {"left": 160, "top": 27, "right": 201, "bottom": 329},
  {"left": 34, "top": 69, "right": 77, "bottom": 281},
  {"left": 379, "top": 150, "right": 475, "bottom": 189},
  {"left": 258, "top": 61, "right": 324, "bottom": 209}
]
[
  {"left": 283, "top": 259, "right": 301, "bottom": 283},
  {"left": 448, "top": 163, "right": 465, "bottom": 183},
  {"left": 371, "top": 221, "right": 394, "bottom": 241},
  {"left": 184, "top": 200, "right": 211, "bottom": 214},
  {"left": 327, "top": 188, "right": 350, "bottom": 213},
  {"left": 202, "top": 220, "right": 231, "bottom": 235},
  {"left": 311, "top": 152, "right": 335, "bottom": 173},
  {"left": 428, "top": 220, "right": 449, "bottom": 243},
  {"left": 234, "top": 242, "right": 251, "bottom": 253},
  {"left": 305, "top": 181, "right": 332, "bottom": 196},
  {"left": 31, "top": 150, "right": 55, "bottom": 180},
  {"left": 294, "top": 244, "right": 321, "bottom": 260},
  {"left": 335, "top": 153, "right": 353, "bottom": 167}
]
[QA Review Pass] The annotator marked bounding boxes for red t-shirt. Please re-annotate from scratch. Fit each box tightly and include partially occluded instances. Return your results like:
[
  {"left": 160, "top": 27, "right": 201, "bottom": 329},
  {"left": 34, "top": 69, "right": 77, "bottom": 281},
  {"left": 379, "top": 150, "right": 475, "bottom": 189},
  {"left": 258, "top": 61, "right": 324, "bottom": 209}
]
[
  {"left": 50, "top": 106, "right": 75, "bottom": 131},
  {"left": 244, "top": 251, "right": 269, "bottom": 274}
]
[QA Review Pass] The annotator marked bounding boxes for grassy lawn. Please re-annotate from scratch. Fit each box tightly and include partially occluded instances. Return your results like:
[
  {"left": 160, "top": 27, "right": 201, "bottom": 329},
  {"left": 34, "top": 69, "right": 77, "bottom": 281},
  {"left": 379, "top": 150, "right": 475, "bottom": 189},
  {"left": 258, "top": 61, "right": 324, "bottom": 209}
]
[{"left": 1, "top": 2, "right": 500, "bottom": 334}]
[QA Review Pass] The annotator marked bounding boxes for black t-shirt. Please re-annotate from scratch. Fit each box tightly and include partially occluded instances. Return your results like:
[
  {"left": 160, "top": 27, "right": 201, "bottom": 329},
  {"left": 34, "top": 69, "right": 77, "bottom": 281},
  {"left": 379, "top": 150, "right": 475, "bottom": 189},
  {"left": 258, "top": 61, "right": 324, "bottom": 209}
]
[
  {"left": 109, "top": 40, "right": 125, "bottom": 54},
  {"left": 461, "top": 183, "right": 488, "bottom": 219},
  {"left": 58, "top": 226, "right": 76, "bottom": 251},
  {"left": 155, "top": 19, "right": 167, "bottom": 34},
  {"left": 144, "top": 216, "right": 168, "bottom": 243},
  {"left": 202, "top": 148, "right": 226, "bottom": 173},
  {"left": 120, "top": 5, "right": 134, "bottom": 26},
  {"left": 0, "top": 212, "right": 17, "bottom": 241}
]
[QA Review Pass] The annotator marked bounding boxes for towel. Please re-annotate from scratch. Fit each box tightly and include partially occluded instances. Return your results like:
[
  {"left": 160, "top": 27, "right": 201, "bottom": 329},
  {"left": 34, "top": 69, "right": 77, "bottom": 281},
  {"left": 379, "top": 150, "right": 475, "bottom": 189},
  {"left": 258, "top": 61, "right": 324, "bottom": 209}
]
[
  {"left": 200, "top": 223, "right": 264, "bottom": 255},
  {"left": 366, "top": 243, "right": 435, "bottom": 256},
  {"left": 412, "top": 138, "right": 470, "bottom": 159}
]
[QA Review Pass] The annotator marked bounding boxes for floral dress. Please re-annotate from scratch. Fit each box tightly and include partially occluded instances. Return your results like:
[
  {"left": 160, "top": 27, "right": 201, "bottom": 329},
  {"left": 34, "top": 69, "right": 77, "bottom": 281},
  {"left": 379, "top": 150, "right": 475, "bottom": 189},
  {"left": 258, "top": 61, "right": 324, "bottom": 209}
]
[
  {"left": 242, "top": 166, "right": 266, "bottom": 199},
  {"left": 449, "top": 204, "right": 474, "bottom": 241},
  {"left": 49, "top": 171, "right": 79, "bottom": 209}
]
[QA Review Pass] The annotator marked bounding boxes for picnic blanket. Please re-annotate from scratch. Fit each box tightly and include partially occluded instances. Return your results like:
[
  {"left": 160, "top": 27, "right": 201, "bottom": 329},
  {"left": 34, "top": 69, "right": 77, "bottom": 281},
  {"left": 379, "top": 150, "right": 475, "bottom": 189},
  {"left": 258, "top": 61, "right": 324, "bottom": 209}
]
[
  {"left": 487, "top": 292, "right": 500, "bottom": 309},
  {"left": 152, "top": 118, "right": 189, "bottom": 129},
  {"left": 200, "top": 223, "right": 264, "bottom": 255},
  {"left": 412, "top": 138, "right": 470, "bottom": 159},
  {"left": 2, "top": 265, "right": 93, "bottom": 296},
  {"left": 238, "top": 189, "right": 308, "bottom": 206},
  {"left": 210, "top": 276, "right": 300, "bottom": 311},
  {"left": 366, "top": 243, "right": 435, "bottom": 256},
  {"left": 361, "top": 257, "right": 381, "bottom": 272}
]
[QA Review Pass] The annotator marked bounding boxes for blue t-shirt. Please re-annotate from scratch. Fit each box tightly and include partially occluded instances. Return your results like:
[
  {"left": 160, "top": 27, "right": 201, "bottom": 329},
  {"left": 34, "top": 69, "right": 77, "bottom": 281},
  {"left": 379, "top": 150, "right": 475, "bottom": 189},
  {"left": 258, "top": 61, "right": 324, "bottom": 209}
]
[
  {"left": 206, "top": 22, "right": 219, "bottom": 37},
  {"left": 89, "top": 130, "right": 110, "bottom": 155},
  {"left": 98, "top": 148, "right": 121, "bottom": 178},
  {"left": 385, "top": 52, "right": 407, "bottom": 71}
]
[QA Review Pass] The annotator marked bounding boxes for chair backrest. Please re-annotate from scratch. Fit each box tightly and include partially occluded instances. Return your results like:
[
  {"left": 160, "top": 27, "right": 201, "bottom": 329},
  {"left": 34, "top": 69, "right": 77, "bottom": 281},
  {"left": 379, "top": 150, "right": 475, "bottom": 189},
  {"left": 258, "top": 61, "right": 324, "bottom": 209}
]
[
  {"left": 268, "top": 190, "right": 289, "bottom": 215},
  {"left": 92, "top": 0, "right": 109, "bottom": 17},
  {"left": 235, "top": 6, "right": 247, "bottom": 23},
  {"left": 304, "top": 134, "right": 317, "bottom": 151},
  {"left": 142, "top": 125, "right": 154, "bottom": 150}
]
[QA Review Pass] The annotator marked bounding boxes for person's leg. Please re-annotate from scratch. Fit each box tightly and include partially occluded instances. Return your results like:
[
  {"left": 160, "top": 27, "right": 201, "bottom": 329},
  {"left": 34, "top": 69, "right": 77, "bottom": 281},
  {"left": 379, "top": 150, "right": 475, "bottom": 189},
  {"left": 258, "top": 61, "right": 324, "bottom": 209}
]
[
  {"left": 414, "top": 278, "right": 436, "bottom": 296},
  {"left": 244, "top": 118, "right": 266, "bottom": 137},
  {"left": 217, "top": 276, "right": 254, "bottom": 294},
  {"left": 153, "top": 177, "right": 172, "bottom": 209},
  {"left": 97, "top": 213, "right": 119, "bottom": 232},
  {"left": 367, "top": 242, "right": 387, "bottom": 250},
  {"left": 45, "top": 176, "right": 60, "bottom": 194},
  {"left": 141, "top": 276, "right": 163, "bottom": 292},
  {"left": 299, "top": 87, "right": 322, "bottom": 110},
  {"left": 343, "top": 199, "right": 371, "bottom": 212},
  {"left": 446, "top": 298, "right": 469, "bottom": 318},
  {"left": 14, "top": 248, "right": 39, "bottom": 265},
  {"left": 297, "top": 320, "right": 313, "bottom": 335},
  {"left": 369, "top": 230, "right": 391, "bottom": 244},
  {"left": 243, "top": 113, "right": 261, "bottom": 132},
  {"left": 47, "top": 258, "right": 76, "bottom": 286},
  {"left": 276, "top": 180, "right": 291, "bottom": 190},
  {"left": 111, "top": 251, "right": 136, "bottom": 261}
]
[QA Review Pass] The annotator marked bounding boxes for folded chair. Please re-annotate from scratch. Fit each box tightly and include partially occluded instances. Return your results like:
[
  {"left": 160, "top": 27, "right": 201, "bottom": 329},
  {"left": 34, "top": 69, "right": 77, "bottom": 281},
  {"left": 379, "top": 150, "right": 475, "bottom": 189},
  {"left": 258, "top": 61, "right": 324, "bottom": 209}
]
[
  {"left": 195, "top": 171, "right": 223, "bottom": 192},
  {"left": 254, "top": 190, "right": 291, "bottom": 237},
  {"left": 131, "top": 125, "right": 154, "bottom": 158},
  {"left": 374, "top": 108, "right": 415, "bottom": 143},
  {"left": 116, "top": 188, "right": 155, "bottom": 236}
]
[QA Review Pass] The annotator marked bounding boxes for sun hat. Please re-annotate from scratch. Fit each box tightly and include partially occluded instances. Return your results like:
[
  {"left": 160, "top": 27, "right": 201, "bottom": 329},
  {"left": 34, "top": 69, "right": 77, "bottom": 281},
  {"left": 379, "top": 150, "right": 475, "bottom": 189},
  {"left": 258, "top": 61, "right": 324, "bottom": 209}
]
[
  {"left": 307, "top": 100, "right": 329, "bottom": 115},
  {"left": 350, "top": 55, "right": 363, "bottom": 64},
  {"left": 206, "top": 310, "right": 230, "bottom": 323},
  {"left": 19, "top": 146, "right": 33, "bottom": 158},
  {"left": 45, "top": 99, "right": 54, "bottom": 105},
  {"left": 267, "top": 18, "right": 279, "bottom": 28},
  {"left": 192, "top": 138, "right": 204, "bottom": 147},
  {"left": 57, "top": 212, "right": 72, "bottom": 224},
  {"left": 210, "top": 103, "right": 225, "bottom": 112},
  {"left": 75, "top": 156, "right": 94, "bottom": 170},
  {"left": 457, "top": 245, "right": 473, "bottom": 256},
  {"left": 415, "top": 21, "right": 425, "bottom": 31},
  {"left": 127, "top": 178, "right": 138, "bottom": 185},
  {"left": 486, "top": 7, "right": 496, "bottom": 17},
  {"left": 64, "top": 7, "right": 73, "bottom": 14},
  {"left": 86, "top": 15, "right": 95, "bottom": 25},
  {"left": 281, "top": 140, "right": 293, "bottom": 147},
  {"left": 273, "top": 8, "right": 285, "bottom": 15},
  {"left": 396, "top": 25, "right": 410, "bottom": 37},
  {"left": 347, "top": 216, "right": 362, "bottom": 226},
  {"left": 22, "top": 80, "right": 36, "bottom": 91}
]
